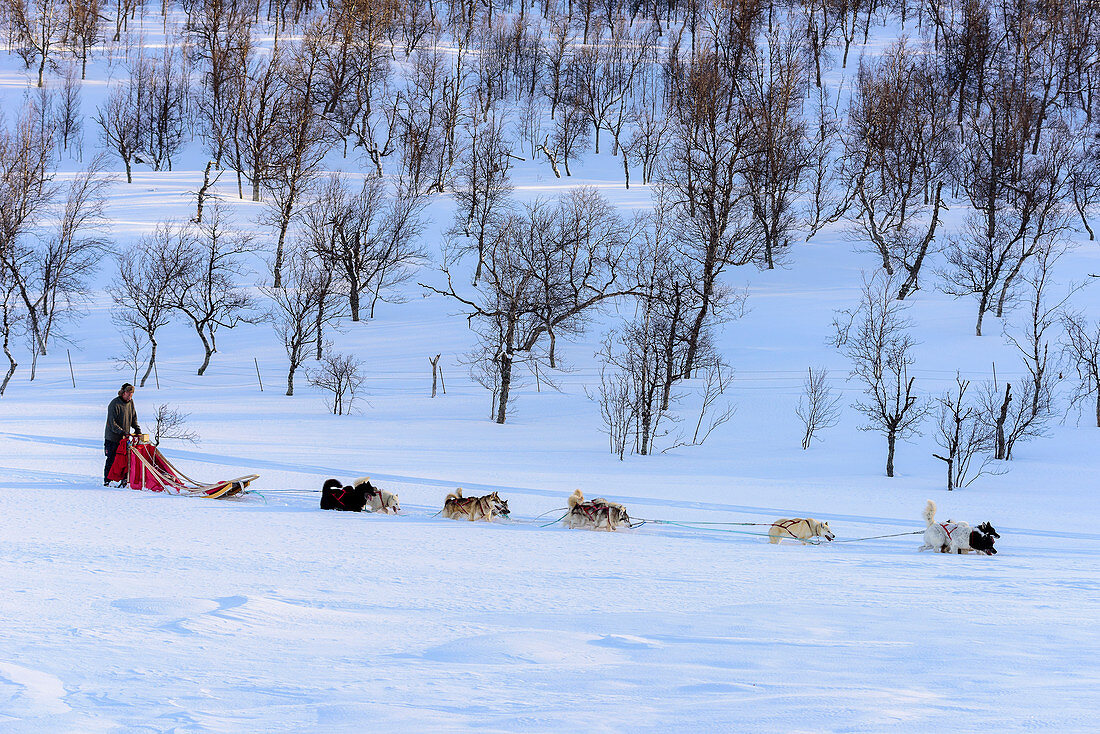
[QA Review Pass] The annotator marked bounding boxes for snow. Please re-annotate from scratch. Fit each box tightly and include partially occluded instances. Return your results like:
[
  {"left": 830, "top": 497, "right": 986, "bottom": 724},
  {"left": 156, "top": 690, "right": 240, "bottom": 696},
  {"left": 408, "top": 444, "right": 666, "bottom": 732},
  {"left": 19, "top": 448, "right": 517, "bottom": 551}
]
[{"left": 0, "top": 11, "right": 1098, "bottom": 734}]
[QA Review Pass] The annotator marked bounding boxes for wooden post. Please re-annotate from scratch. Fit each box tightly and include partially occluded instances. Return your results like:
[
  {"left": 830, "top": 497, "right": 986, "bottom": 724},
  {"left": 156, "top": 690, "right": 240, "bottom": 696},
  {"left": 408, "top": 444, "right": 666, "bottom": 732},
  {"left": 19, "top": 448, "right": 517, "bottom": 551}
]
[
  {"left": 67, "top": 349, "right": 76, "bottom": 387},
  {"left": 254, "top": 357, "right": 264, "bottom": 392},
  {"left": 429, "top": 354, "right": 441, "bottom": 397}
]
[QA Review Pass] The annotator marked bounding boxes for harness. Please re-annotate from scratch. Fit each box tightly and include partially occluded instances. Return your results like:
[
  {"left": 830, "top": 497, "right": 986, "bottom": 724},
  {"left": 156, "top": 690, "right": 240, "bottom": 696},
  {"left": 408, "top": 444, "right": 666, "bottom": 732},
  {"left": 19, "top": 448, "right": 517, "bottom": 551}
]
[
  {"left": 940, "top": 523, "right": 955, "bottom": 539},
  {"left": 774, "top": 518, "right": 805, "bottom": 539}
]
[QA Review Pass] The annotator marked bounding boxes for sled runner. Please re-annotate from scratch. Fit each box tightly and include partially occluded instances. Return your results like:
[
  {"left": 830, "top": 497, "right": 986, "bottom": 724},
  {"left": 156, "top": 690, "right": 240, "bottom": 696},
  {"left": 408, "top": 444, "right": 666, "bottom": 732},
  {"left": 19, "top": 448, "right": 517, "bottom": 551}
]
[{"left": 106, "top": 435, "right": 258, "bottom": 499}]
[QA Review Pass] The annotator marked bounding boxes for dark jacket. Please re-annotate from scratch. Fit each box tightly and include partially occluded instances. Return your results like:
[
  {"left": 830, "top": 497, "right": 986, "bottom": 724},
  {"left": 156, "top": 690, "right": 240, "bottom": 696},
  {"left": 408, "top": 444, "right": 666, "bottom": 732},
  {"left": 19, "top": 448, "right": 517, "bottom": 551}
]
[{"left": 104, "top": 396, "right": 140, "bottom": 441}]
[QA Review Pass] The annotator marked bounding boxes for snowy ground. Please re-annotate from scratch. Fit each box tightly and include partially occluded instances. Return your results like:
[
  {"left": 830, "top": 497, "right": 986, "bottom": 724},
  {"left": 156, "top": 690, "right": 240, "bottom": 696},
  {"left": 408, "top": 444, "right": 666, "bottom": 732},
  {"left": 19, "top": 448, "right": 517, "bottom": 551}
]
[{"left": 1, "top": 11, "right": 1100, "bottom": 734}]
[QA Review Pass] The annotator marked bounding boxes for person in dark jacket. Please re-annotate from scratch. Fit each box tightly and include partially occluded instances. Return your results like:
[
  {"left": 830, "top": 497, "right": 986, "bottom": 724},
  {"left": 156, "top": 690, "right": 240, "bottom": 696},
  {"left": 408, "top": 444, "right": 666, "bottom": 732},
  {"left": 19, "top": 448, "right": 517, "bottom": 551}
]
[{"left": 104, "top": 383, "right": 141, "bottom": 485}]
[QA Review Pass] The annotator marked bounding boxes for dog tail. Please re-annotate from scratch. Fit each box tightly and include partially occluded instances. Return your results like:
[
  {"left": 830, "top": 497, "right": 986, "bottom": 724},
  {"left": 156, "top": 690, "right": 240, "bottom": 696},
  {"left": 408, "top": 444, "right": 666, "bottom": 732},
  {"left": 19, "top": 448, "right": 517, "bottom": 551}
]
[
  {"left": 323, "top": 478, "right": 342, "bottom": 491},
  {"left": 445, "top": 488, "right": 463, "bottom": 503},
  {"left": 568, "top": 489, "right": 584, "bottom": 509},
  {"left": 923, "top": 500, "right": 936, "bottom": 527}
]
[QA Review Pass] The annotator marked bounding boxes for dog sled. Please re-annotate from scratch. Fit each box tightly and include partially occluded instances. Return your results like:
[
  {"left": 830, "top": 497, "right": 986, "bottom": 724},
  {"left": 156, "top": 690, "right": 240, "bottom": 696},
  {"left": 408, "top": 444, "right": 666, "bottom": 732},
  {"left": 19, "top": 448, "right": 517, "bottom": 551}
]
[{"left": 106, "top": 434, "right": 258, "bottom": 499}]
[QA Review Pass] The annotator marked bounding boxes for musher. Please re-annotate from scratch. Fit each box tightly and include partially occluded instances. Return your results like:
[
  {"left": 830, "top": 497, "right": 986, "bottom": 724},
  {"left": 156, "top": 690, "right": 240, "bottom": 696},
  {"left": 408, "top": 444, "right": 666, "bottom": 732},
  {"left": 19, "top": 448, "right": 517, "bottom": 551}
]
[{"left": 104, "top": 383, "right": 141, "bottom": 486}]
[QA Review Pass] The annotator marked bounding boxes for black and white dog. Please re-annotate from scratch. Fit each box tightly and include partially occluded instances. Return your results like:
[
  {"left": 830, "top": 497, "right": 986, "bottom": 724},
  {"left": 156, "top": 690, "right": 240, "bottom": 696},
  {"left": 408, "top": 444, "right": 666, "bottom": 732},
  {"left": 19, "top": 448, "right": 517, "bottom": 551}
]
[
  {"left": 320, "top": 478, "right": 369, "bottom": 512},
  {"left": 920, "top": 500, "right": 1000, "bottom": 555}
]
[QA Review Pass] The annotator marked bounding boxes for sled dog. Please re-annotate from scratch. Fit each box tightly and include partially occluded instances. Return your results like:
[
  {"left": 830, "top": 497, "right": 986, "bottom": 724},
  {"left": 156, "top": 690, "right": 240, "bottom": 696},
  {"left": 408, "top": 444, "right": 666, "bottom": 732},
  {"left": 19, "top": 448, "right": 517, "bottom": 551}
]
[
  {"left": 767, "top": 517, "right": 835, "bottom": 544},
  {"left": 919, "top": 500, "right": 998, "bottom": 555},
  {"left": 442, "top": 488, "right": 510, "bottom": 521},
  {"left": 566, "top": 489, "right": 631, "bottom": 531},
  {"left": 320, "top": 478, "right": 369, "bottom": 512},
  {"left": 351, "top": 477, "right": 401, "bottom": 514}
]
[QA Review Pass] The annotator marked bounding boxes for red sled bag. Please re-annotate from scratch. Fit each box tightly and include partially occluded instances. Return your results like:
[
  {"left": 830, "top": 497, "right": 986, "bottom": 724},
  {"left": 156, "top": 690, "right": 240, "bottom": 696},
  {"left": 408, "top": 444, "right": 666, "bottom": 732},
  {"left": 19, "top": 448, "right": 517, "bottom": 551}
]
[
  {"left": 106, "top": 440, "right": 129, "bottom": 483},
  {"left": 107, "top": 436, "right": 179, "bottom": 492}
]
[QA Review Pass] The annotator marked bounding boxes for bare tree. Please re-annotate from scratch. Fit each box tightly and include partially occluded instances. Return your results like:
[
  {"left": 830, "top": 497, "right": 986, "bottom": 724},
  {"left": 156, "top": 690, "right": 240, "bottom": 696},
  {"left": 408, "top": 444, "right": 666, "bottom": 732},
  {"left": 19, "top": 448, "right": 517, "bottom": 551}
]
[
  {"left": 986, "top": 250, "right": 1068, "bottom": 458},
  {"left": 152, "top": 403, "right": 199, "bottom": 446},
  {"left": 1062, "top": 310, "right": 1100, "bottom": 427},
  {"left": 55, "top": 67, "right": 82, "bottom": 154},
  {"left": 63, "top": 0, "right": 101, "bottom": 80},
  {"left": 0, "top": 103, "right": 57, "bottom": 365},
  {"left": 662, "top": 50, "right": 757, "bottom": 378},
  {"left": 0, "top": 266, "right": 22, "bottom": 395},
  {"left": 834, "top": 272, "right": 930, "bottom": 476},
  {"left": 449, "top": 112, "right": 514, "bottom": 286},
  {"left": 933, "top": 373, "right": 999, "bottom": 490},
  {"left": 423, "top": 188, "right": 640, "bottom": 424},
  {"left": 28, "top": 157, "right": 111, "bottom": 376},
  {"left": 169, "top": 202, "right": 257, "bottom": 375},
  {"left": 841, "top": 40, "right": 952, "bottom": 296},
  {"left": 546, "top": 101, "right": 589, "bottom": 176},
  {"left": 4, "top": 0, "right": 66, "bottom": 87},
  {"left": 623, "top": 108, "right": 668, "bottom": 187},
  {"left": 262, "top": 244, "right": 330, "bottom": 396},
  {"left": 113, "top": 222, "right": 194, "bottom": 386},
  {"left": 264, "top": 30, "right": 337, "bottom": 289},
  {"left": 185, "top": 0, "right": 255, "bottom": 169},
  {"left": 234, "top": 40, "right": 287, "bottom": 202},
  {"left": 95, "top": 62, "right": 148, "bottom": 183},
  {"left": 142, "top": 43, "right": 191, "bottom": 172},
  {"left": 303, "top": 174, "right": 427, "bottom": 322},
  {"left": 943, "top": 81, "right": 1077, "bottom": 334},
  {"left": 112, "top": 327, "right": 146, "bottom": 386},
  {"left": 588, "top": 360, "right": 635, "bottom": 459},
  {"left": 307, "top": 351, "right": 365, "bottom": 415},
  {"left": 741, "top": 27, "right": 812, "bottom": 269},
  {"left": 796, "top": 366, "right": 841, "bottom": 449}
]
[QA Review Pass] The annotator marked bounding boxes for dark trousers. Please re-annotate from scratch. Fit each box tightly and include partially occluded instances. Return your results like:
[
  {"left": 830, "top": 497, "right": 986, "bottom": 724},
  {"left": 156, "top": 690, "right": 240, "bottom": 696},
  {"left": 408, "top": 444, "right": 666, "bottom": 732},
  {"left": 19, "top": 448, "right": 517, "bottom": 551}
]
[{"left": 104, "top": 438, "right": 121, "bottom": 482}]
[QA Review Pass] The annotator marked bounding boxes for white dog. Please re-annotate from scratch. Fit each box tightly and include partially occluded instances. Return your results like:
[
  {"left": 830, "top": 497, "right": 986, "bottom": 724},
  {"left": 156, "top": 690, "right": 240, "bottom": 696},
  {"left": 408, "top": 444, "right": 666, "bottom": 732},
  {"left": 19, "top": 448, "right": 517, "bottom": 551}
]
[
  {"left": 352, "top": 477, "right": 401, "bottom": 514},
  {"left": 919, "top": 500, "right": 998, "bottom": 555},
  {"left": 767, "top": 517, "right": 834, "bottom": 544}
]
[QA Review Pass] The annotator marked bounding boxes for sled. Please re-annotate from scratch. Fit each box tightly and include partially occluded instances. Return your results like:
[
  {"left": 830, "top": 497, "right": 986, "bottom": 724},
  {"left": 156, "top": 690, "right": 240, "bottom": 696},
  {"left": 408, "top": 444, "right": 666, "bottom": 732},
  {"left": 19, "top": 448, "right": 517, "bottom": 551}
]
[{"left": 106, "top": 435, "right": 258, "bottom": 499}]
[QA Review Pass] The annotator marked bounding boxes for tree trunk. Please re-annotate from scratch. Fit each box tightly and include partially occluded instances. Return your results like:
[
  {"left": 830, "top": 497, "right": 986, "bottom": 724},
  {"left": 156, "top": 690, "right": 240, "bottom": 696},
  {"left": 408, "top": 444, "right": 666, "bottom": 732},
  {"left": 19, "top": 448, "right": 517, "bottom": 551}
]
[
  {"left": 995, "top": 383, "right": 1011, "bottom": 459},
  {"left": 286, "top": 363, "right": 296, "bottom": 396},
  {"left": 140, "top": 337, "right": 157, "bottom": 387},
  {"left": 349, "top": 287, "right": 360, "bottom": 322},
  {"left": 0, "top": 331, "right": 15, "bottom": 396},
  {"left": 934, "top": 454, "right": 955, "bottom": 491},
  {"left": 195, "top": 327, "right": 213, "bottom": 375},
  {"left": 495, "top": 353, "right": 513, "bottom": 424},
  {"left": 683, "top": 249, "right": 717, "bottom": 378},
  {"left": 273, "top": 203, "right": 292, "bottom": 290},
  {"left": 886, "top": 429, "right": 896, "bottom": 477},
  {"left": 975, "top": 290, "right": 989, "bottom": 337}
]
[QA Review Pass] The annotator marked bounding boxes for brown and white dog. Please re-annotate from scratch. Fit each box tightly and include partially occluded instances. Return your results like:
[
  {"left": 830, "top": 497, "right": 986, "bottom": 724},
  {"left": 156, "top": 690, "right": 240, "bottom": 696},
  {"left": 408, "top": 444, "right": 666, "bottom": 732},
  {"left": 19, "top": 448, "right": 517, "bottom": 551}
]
[
  {"left": 565, "top": 489, "right": 631, "bottom": 531},
  {"left": 442, "top": 488, "right": 510, "bottom": 521},
  {"left": 351, "top": 476, "right": 401, "bottom": 514},
  {"left": 920, "top": 500, "right": 998, "bottom": 555},
  {"left": 767, "top": 517, "right": 835, "bottom": 544}
]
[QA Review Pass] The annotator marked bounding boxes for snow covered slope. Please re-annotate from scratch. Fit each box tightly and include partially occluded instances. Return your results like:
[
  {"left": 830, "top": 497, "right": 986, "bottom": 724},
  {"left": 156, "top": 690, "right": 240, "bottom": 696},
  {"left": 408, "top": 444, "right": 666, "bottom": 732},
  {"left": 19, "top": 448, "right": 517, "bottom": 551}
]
[{"left": 0, "top": 9, "right": 1098, "bottom": 733}]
